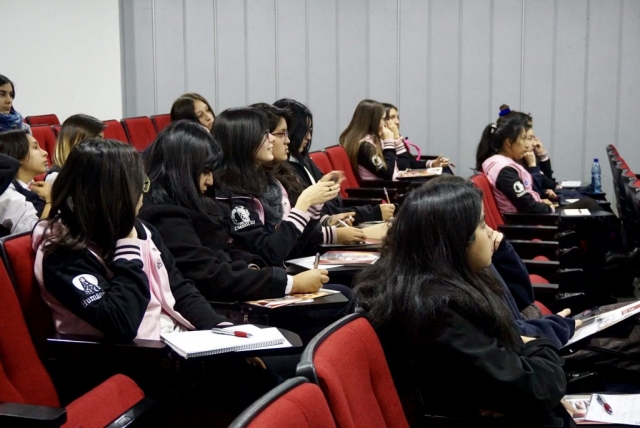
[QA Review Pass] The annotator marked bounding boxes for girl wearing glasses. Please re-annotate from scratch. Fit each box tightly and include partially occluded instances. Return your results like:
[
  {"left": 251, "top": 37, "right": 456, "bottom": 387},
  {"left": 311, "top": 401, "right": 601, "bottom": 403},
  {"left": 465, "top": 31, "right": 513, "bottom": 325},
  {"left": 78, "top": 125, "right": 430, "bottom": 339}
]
[
  {"left": 213, "top": 107, "right": 342, "bottom": 267},
  {"left": 32, "top": 138, "right": 230, "bottom": 342}
]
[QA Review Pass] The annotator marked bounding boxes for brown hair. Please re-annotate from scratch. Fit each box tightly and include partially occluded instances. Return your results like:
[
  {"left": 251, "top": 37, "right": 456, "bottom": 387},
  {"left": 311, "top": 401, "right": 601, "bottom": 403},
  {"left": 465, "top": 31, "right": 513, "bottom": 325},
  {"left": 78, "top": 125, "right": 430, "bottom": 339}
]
[
  {"left": 54, "top": 114, "right": 105, "bottom": 168},
  {"left": 339, "top": 99, "right": 387, "bottom": 174}
]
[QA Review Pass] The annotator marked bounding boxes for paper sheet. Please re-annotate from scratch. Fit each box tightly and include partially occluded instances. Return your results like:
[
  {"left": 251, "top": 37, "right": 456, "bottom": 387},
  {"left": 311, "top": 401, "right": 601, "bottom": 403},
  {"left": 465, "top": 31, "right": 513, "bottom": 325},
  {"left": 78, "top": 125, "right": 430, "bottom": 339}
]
[
  {"left": 561, "top": 180, "right": 582, "bottom": 188},
  {"left": 564, "top": 301, "right": 640, "bottom": 347},
  {"left": 563, "top": 209, "right": 591, "bottom": 216},
  {"left": 583, "top": 394, "right": 640, "bottom": 425},
  {"left": 286, "top": 255, "right": 342, "bottom": 270}
]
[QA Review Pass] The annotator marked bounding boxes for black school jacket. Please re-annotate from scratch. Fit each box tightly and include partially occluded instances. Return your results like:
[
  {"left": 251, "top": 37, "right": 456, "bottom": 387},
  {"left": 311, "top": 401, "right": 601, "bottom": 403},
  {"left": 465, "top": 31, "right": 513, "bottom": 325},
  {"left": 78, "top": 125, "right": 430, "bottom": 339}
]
[{"left": 138, "top": 200, "right": 290, "bottom": 301}]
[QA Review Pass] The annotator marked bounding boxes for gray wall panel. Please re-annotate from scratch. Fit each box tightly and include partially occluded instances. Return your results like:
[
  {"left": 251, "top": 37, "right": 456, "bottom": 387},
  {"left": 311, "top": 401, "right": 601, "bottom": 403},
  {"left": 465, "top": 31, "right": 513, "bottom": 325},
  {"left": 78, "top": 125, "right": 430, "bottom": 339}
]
[
  {"left": 552, "top": 0, "right": 587, "bottom": 183},
  {"left": 307, "top": 0, "right": 338, "bottom": 147},
  {"left": 277, "top": 0, "right": 308, "bottom": 102},
  {"left": 246, "top": 0, "right": 277, "bottom": 105},
  {"left": 369, "top": 0, "right": 398, "bottom": 105},
  {"left": 460, "top": 0, "right": 492, "bottom": 174},
  {"left": 154, "top": 0, "right": 186, "bottom": 113},
  {"left": 337, "top": 0, "right": 368, "bottom": 135},
  {"left": 398, "top": 0, "right": 429, "bottom": 153},
  {"left": 215, "top": 0, "right": 247, "bottom": 109},
  {"left": 428, "top": 0, "right": 460, "bottom": 162},
  {"left": 123, "top": 0, "right": 155, "bottom": 116},
  {"left": 491, "top": 0, "right": 523, "bottom": 112},
  {"left": 184, "top": 0, "right": 217, "bottom": 110}
]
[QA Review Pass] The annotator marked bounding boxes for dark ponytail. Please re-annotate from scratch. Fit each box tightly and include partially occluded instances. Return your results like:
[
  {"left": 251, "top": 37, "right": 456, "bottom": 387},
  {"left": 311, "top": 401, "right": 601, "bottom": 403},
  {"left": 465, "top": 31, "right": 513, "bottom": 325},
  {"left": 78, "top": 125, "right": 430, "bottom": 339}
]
[{"left": 475, "top": 114, "right": 532, "bottom": 172}]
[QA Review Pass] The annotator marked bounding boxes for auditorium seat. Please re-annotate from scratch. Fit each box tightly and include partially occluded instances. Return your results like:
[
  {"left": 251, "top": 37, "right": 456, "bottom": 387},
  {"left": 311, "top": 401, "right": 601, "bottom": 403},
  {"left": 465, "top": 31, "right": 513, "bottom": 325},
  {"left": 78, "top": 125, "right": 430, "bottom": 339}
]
[
  {"left": 297, "top": 314, "right": 409, "bottom": 427},
  {"left": 151, "top": 114, "right": 171, "bottom": 133},
  {"left": 25, "top": 114, "right": 60, "bottom": 126},
  {"left": 52, "top": 124, "right": 61, "bottom": 137},
  {"left": 0, "top": 255, "right": 152, "bottom": 427},
  {"left": 103, "top": 120, "right": 130, "bottom": 143},
  {"left": 30, "top": 125, "right": 56, "bottom": 164},
  {"left": 229, "top": 377, "right": 336, "bottom": 428},
  {"left": 121, "top": 116, "right": 157, "bottom": 151}
]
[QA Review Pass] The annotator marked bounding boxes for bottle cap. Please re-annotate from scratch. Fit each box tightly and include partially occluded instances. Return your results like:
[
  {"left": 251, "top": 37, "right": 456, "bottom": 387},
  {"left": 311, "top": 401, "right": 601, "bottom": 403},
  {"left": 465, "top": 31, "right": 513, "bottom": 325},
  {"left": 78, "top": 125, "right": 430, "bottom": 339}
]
[{"left": 594, "top": 158, "right": 598, "bottom": 162}]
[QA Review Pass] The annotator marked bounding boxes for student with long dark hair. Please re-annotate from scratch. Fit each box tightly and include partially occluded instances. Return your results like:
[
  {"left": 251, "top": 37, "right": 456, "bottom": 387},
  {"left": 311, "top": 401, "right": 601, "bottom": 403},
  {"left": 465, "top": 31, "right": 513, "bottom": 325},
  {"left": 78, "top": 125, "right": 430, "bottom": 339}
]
[
  {"left": 273, "top": 98, "right": 395, "bottom": 224},
  {"left": 0, "top": 129, "right": 50, "bottom": 235},
  {"left": 33, "top": 138, "right": 229, "bottom": 341},
  {"left": 213, "top": 107, "right": 345, "bottom": 266},
  {"left": 139, "top": 120, "right": 330, "bottom": 301},
  {"left": 355, "top": 176, "right": 568, "bottom": 425},
  {"left": 475, "top": 113, "right": 556, "bottom": 214},
  {"left": 46, "top": 113, "right": 105, "bottom": 182},
  {"left": 382, "top": 102, "right": 451, "bottom": 170},
  {"left": 170, "top": 93, "right": 215, "bottom": 131},
  {"left": 0, "top": 74, "right": 31, "bottom": 134}
]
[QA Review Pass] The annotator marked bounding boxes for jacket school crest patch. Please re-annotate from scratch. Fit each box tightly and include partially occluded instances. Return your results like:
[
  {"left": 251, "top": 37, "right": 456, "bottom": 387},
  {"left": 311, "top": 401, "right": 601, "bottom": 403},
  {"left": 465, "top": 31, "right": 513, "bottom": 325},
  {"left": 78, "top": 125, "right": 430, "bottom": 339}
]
[
  {"left": 231, "top": 205, "right": 255, "bottom": 230},
  {"left": 513, "top": 181, "right": 526, "bottom": 197},
  {"left": 72, "top": 274, "right": 101, "bottom": 294}
]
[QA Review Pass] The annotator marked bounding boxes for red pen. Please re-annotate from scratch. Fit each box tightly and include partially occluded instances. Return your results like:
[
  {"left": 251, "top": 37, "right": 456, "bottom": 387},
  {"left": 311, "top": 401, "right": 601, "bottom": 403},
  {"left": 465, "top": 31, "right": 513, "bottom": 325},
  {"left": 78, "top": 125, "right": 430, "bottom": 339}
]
[
  {"left": 596, "top": 394, "right": 613, "bottom": 414},
  {"left": 211, "top": 328, "right": 252, "bottom": 338}
]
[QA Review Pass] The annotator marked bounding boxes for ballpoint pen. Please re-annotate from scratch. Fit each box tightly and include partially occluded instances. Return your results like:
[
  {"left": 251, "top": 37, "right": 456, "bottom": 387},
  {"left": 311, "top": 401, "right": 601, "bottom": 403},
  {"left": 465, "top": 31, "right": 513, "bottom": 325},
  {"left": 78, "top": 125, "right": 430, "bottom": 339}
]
[
  {"left": 337, "top": 219, "right": 350, "bottom": 228},
  {"left": 313, "top": 252, "right": 320, "bottom": 269},
  {"left": 211, "top": 328, "right": 252, "bottom": 338},
  {"left": 383, "top": 187, "right": 391, "bottom": 204},
  {"left": 596, "top": 394, "right": 613, "bottom": 414}
]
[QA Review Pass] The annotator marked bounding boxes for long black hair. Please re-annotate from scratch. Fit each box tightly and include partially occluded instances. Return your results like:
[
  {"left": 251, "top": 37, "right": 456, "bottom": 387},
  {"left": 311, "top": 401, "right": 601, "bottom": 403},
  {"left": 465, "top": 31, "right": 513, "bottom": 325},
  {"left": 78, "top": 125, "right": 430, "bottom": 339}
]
[
  {"left": 354, "top": 175, "right": 520, "bottom": 349},
  {"left": 41, "top": 139, "right": 144, "bottom": 261},
  {"left": 475, "top": 112, "right": 531, "bottom": 172},
  {"left": 273, "top": 98, "right": 313, "bottom": 161},
  {"left": 145, "top": 120, "right": 222, "bottom": 217},
  {"left": 212, "top": 107, "right": 270, "bottom": 197}
]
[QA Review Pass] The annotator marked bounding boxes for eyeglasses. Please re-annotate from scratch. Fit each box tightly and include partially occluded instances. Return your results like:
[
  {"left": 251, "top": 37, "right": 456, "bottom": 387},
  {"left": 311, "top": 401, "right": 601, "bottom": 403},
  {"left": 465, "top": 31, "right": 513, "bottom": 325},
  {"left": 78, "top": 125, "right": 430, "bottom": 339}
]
[
  {"left": 271, "top": 130, "right": 288, "bottom": 138},
  {"left": 143, "top": 175, "right": 151, "bottom": 193}
]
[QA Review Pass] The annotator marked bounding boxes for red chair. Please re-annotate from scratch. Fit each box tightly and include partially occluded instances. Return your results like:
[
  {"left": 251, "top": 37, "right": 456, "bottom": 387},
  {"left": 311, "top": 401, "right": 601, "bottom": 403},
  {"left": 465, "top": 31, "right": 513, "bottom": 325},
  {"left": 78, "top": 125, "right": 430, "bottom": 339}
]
[
  {"left": 25, "top": 114, "right": 60, "bottom": 126},
  {"left": 30, "top": 125, "right": 56, "bottom": 164},
  {"left": 151, "top": 114, "right": 171, "bottom": 133},
  {"left": 309, "top": 151, "right": 332, "bottom": 175},
  {"left": 103, "top": 120, "right": 130, "bottom": 143},
  {"left": 121, "top": 117, "right": 157, "bottom": 151},
  {"left": 229, "top": 377, "right": 336, "bottom": 428},
  {"left": 297, "top": 314, "right": 409, "bottom": 428},
  {"left": 0, "top": 255, "right": 151, "bottom": 427}
]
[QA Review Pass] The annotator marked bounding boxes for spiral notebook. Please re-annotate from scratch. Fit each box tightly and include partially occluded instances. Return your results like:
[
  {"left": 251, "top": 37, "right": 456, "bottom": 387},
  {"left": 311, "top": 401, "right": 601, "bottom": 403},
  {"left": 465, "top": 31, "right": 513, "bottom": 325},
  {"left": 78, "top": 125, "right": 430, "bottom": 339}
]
[{"left": 161, "top": 325, "right": 288, "bottom": 359}]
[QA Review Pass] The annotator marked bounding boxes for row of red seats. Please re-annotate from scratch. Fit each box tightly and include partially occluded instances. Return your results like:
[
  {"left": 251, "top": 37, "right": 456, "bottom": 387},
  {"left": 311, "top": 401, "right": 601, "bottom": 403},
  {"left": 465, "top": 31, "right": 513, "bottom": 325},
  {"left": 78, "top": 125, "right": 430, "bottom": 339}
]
[
  {"left": 28, "top": 114, "right": 172, "bottom": 162},
  {"left": 607, "top": 145, "right": 640, "bottom": 250}
]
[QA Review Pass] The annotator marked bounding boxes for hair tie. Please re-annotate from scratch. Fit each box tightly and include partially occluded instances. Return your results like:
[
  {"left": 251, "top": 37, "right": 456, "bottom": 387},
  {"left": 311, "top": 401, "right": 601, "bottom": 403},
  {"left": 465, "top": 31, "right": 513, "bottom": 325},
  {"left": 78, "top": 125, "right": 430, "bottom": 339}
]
[
  {"left": 490, "top": 123, "right": 497, "bottom": 134},
  {"left": 498, "top": 108, "right": 511, "bottom": 117}
]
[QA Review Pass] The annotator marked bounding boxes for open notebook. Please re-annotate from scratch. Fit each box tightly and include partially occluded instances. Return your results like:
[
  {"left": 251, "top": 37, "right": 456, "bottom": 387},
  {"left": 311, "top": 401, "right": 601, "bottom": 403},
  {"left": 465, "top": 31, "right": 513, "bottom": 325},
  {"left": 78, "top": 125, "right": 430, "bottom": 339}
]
[{"left": 161, "top": 324, "right": 290, "bottom": 359}]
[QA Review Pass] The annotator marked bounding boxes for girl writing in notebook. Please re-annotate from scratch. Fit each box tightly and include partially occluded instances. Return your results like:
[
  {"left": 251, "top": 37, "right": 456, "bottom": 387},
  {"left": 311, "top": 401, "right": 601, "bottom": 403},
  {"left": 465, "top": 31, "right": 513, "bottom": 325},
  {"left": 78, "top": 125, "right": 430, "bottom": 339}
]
[{"left": 354, "top": 175, "right": 571, "bottom": 426}]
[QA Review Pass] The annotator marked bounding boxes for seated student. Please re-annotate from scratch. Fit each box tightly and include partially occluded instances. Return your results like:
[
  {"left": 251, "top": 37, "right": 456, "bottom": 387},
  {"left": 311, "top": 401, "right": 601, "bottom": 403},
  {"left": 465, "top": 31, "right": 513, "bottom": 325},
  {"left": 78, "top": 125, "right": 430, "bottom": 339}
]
[
  {"left": 340, "top": 99, "right": 403, "bottom": 181},
  {"left": 32, "top": 138, "right": 230, "bottom": 341},
  {"left": 212, "top": 107, "right": 345, "bottom": 266},
  {"left": 382, "top": 102, "right": 451, "bottom": 171},
  {"left": 354, "top": 176, "right": 570, "bottom": 426},
  {"left": 139, "top": 120, "right": 330, "bottom": 301},
  {"left": 0, "top": 130, "right": 50, "bottom": 235},
  {"left": 46, "top": 113, "right": 105, "bottom": 182},
  {"left": 273, "top": 98, "right": 394, "bottom": 224},
  {"left": 475, "top": 112, "right": 557, "bottom": 214},
  {"left": 170, "top": 92, "right": 215, "bottom": 131},
  {"left": 0, "top": 74, "right": 31, "bottom": 134}
]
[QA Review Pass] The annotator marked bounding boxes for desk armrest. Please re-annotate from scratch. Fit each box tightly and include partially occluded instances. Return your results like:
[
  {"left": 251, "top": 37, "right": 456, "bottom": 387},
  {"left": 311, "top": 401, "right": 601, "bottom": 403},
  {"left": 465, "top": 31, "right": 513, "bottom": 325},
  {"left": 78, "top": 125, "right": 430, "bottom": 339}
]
[
  {"left": 509, "top": 239, "right": 559, "bottom": 260},
  {"left": 498, "top": 225, "right": 558, "bottom": 241},
  {"left": 47, "top": 333, "right": 168, "bottom": 362},
  {"left": 503, "top": 213, "right": 559, "bottom": 226},
  {"left": 0, "top": 402, "right": 66, "bottom": 428}
]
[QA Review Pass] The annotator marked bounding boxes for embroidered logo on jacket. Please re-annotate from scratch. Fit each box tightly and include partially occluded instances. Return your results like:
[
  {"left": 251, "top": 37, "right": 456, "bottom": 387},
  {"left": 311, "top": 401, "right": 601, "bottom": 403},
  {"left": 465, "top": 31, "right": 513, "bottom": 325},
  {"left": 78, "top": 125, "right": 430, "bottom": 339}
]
[
  {"left": 372, "top": 155, "right": 384, "bottom": 170},
  {"left": 231, "top": 206, "right": 255, "bottom": 230},
  {"left": 72, "top": 274, "right": 105, "bottom": 308},
  {"left": 513, "top": 181, "right": 526, "bottom": 197}
]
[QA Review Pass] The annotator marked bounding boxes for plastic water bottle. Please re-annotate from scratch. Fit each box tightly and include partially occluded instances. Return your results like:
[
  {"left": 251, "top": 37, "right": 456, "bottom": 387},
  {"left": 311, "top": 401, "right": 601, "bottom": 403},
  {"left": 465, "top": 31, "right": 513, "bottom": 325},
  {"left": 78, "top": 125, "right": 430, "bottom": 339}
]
[{"left": 591, "top": 158, "right": 602, "bottom": 193}]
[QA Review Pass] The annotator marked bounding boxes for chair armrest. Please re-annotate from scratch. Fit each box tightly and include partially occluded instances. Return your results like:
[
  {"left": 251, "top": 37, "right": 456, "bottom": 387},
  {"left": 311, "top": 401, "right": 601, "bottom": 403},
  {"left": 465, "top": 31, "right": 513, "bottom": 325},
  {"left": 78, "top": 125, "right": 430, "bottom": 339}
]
[
  {"left": 105, "top": 397, "right": 155, "bottom": 428},
  {"left": 0, "top": 402, "right": 66, "bottom": 428},
  {"left": 503, "top": 213, "right": 559, "bottom": 226},
  {"left": 508, "top": 239, "right": 559, "bottom": 260},
  {"left": 523, "top": 259, "right": 560, "bottom": 278},
  {"left": 498, "top": 225, "right": 558, "bottom": 241},
  {"left": 47, "top": 333, "right": 168, "bottom": 362},
  {"left": 358, "top": 180, "right": 411, "bottom": 193}
]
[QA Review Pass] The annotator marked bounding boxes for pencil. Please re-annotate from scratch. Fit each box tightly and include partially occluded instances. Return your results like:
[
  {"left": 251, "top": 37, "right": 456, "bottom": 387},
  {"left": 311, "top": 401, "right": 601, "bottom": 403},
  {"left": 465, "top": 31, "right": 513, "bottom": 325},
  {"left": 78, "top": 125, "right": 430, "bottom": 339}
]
[
  {"left": 383, "top": 187, "right": 391, "bottom": 204},
  {"left": 313, "top": 252, "right": 320, "bottom": 269}
]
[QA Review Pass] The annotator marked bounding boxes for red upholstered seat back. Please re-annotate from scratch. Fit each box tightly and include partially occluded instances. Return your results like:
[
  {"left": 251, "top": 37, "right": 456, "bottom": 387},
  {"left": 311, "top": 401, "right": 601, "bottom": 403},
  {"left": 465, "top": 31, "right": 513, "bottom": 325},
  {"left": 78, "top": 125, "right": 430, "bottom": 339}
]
[
  {"left": 25, "top": 114, "right": 60, "bottom": 126},
  {"left": 103, "top": 120, "right": 130, "bottom": 143},
  {"left": 1, "top": 234, "right": 55, "bottom": 353},
  {"left": 151, "top": 114, "right": 171, "bottom": 133},
  {"left": 232, "top": 378, "right": 336, "bottom": 428},
  {"left": 325, "top": 145, "right": 361, "bottom": 196},
  {"left": 309, "top": 151, "right": 332, "bottom": 175},
  {"left": 470, "top": 173, "right": 505, "bottom": 228},
  {"left": 30, "top": 125, "right": 56, "bottom": 164},
  {"left": 0, "top": 258, "right": 59, "bottom": 407},
  {"left": 306, "top": 317, "right": 409, "bottom": 428},
  {"left": 121, "top": 117, "right": 157, "bottom": 151}
]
